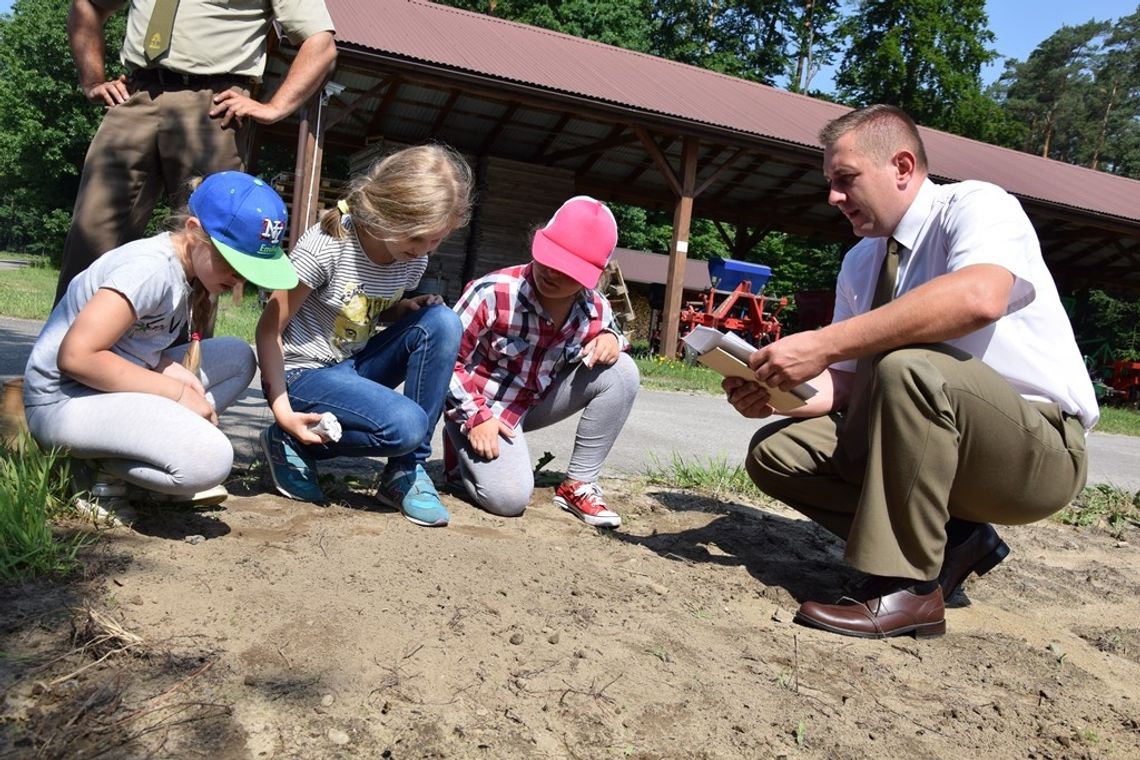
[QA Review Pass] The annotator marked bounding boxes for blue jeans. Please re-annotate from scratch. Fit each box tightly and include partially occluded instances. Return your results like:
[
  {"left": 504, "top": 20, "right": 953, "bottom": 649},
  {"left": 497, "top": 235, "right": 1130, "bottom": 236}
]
[{"left": 285, "top": 304, "right": 461, "bottom": 467}]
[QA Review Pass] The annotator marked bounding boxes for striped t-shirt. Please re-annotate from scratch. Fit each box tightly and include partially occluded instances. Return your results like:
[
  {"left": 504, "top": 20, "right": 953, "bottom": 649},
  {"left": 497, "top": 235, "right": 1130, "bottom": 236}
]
[{"left": 282, "top": 219, "right": 428, "bottom": 370}]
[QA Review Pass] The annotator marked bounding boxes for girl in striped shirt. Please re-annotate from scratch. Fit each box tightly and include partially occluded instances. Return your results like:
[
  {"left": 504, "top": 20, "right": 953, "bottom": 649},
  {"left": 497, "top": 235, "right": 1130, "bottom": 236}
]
[{"left": 256, "top": 145, "right": 473, "bottom": 527}]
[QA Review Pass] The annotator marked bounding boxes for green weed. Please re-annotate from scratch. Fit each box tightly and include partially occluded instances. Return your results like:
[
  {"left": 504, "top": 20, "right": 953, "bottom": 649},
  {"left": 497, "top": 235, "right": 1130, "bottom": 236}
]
[
  {"left": 1054, "top": 483, "right": 1140, "bottom": 537},
  {"left": 644, "top": 452, "right": 760, "bottom": 499},
  {"left": 0, "top": 434, "right": 89, "bottom": 581}
]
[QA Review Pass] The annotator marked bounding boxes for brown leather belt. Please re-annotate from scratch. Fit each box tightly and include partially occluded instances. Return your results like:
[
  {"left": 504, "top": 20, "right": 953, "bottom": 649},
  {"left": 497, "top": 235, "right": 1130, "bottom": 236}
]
[{"left": 128, "top": 68, "right": 253, "bottom": 92}]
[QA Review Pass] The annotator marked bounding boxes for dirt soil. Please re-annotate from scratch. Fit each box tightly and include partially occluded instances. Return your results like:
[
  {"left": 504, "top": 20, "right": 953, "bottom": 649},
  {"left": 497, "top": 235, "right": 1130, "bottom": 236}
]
[{"left": 3, "top": 462, "right": 1140, "bottom": 759}]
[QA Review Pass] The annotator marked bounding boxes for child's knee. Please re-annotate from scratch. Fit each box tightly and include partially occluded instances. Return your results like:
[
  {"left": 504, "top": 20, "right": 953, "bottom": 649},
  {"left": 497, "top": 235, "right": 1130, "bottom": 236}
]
[
  {"left": 387, "top": 405, "right": 431, "bottom": 454},
  {"left": 421, "top": 304, "right": 463, "bottom": 345},
  {"left": 476, "top": 481, "right": 532, "bottom": 517}
]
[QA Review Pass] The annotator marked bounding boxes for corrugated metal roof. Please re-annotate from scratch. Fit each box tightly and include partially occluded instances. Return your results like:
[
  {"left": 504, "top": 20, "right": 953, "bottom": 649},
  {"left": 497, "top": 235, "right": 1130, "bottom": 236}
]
[
  {"left": 613, "top": 248, "right": 711, "bottom": 290},
  {"left": 328, "top": 0, "right": 1140, "bottom": 224}
]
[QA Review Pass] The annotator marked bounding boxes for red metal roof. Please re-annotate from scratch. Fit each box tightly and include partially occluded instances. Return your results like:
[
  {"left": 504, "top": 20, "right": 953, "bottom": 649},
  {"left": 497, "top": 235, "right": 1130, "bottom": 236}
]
[{"left": 328, "top": 0, "right": 1140, "bottom": 224}]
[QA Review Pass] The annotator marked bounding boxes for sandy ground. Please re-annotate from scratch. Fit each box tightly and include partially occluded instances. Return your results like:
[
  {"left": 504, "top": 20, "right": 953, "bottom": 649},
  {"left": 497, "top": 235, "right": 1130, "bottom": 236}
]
[{"left": 3, "top": 459, "right": 1140, "bottom": 759}]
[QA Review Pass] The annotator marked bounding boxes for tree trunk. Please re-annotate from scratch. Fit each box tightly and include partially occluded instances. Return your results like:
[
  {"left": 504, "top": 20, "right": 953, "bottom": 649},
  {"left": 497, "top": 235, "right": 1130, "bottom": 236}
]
[{"left": 1090, "top": 79, "right": 1118, "bottom": 171}]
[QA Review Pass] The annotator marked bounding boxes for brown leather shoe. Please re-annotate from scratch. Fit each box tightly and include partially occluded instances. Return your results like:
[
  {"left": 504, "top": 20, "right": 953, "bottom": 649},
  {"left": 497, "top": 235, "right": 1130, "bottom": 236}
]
[
  {"left": 794, "top": 586, "right": 945, "bottom": 639},
  {"left": 939, "top": 522, "right": 1010, "bottom": 602}
]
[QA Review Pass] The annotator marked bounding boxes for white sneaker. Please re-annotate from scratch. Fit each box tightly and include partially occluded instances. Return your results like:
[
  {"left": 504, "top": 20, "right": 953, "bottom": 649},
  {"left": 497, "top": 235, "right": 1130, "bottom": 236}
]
[
  {"left": 75, "top": 496, "right": 136, "bottom": 528},
  {"left": 136, "top": 484, "right": 229, "bottom": 507}
]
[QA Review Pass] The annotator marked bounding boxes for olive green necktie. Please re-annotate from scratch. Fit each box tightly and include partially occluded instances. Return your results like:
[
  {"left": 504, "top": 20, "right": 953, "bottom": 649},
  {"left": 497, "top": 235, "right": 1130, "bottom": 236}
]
[
  {"left": 144, "top": 0, "right": 181, "bottom": 63},
  {"left": 837, "top": 238, "right": 900, "bottom": 465}
]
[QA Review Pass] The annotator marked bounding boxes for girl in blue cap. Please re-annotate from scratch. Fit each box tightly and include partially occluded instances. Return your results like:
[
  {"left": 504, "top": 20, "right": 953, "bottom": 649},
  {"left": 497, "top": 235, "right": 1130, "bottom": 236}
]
[
  {"left": 255, "top": 144, "right": 473, "bottom": 528},
  {"left": 23, "top": 171, "right": 298, "bottom": 526}
]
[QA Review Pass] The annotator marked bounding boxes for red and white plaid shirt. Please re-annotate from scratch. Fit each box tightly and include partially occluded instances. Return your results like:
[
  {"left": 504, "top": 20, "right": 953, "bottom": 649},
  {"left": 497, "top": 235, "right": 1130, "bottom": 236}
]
[{"left": 447, "top": 263, "right": 627, "bottom": 431}]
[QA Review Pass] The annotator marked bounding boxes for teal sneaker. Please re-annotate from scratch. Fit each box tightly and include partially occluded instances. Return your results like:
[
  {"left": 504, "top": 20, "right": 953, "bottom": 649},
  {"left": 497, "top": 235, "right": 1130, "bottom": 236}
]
[
  {"left": 377, "top": 463, "right": 449, "bottom": 527},
  {"left": 260, "top": 424, "right": 326, "bottom": 503}
]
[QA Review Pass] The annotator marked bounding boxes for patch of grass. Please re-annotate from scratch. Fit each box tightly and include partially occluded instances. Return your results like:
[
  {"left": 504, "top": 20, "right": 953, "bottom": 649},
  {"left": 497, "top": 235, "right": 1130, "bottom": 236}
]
[
  {"left": 1054, "top": 483, "right": 1140, "bottom": 537},
  {"left": 0, "top": 433, "right": 89, "bottom": 581},
  {"left": 632, "top": 353, "right": 725, "bottom": 395},
  {"left": 1095, "top": 405, "right": 1140, "bottom": 436},
  {"left": 0, "top": 260, "right": 265, "bottom": 344},
  {"left": 644, "top": 451, "right": 760, "bottom": 499},
  {"left": 0, "top": 262, "right": 58, "bottom": 320},
  {"left": 213, "top": 292, "right": 264, "bottom": 344}
]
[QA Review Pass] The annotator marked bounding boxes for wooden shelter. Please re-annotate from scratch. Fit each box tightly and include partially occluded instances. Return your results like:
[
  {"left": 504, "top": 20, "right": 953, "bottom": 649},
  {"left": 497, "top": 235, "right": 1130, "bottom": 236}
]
[{"left": 254, "top": 0, "right": 1140, "bottom": 356}]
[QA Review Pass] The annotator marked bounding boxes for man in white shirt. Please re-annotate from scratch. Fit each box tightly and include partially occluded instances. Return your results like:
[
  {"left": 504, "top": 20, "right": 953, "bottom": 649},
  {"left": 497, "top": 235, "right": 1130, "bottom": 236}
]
[{"left": 725, "top": 104, "right": 1098, "bottom": 639}]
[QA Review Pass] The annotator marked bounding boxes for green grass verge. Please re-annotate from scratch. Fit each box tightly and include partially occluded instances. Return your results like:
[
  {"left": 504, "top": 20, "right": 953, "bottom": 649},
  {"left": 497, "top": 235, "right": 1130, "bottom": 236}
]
[
  {"left": 0, "top": 433, "right": 89, "bottom": 581},
  {"left": 632, "top": 354, "right": 724, "bottom": 395},
  {"left": 0, "top": 259, "right": 264, "bottom": 343},
  {"left": 1095, "top": 406, "right": 1140, "bottom": 436},
  {"left": 0, "top": 262, "right": 58, "bottom": 320},
  {"left": 214, "top": 294, "right": 263, "bottom": 344}
]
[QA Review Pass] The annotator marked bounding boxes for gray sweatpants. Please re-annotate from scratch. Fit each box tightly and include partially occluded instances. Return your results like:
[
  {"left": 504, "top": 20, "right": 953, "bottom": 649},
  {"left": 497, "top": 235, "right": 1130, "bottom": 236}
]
[
  {"left": 25, "top": 337, "right": 255, "bottom": 496},
  {"left": 444, "top": 352, "right": 640, "bottom": 517}
]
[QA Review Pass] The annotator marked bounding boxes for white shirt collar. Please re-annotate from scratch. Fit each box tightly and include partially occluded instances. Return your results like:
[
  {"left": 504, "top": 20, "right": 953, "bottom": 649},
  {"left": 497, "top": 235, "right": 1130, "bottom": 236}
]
[{"left": 891, "top": 177, "right": 937, "bottom": 253}]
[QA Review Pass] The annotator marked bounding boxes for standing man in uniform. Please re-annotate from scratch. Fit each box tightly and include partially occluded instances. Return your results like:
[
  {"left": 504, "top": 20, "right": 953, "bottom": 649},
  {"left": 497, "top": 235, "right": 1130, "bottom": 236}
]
[
  {"left": 56, "top": 0, "right": 337, "bottom": 302},
  {"left": 725, "top": 104, "right": 1097, "bottom": 639}
]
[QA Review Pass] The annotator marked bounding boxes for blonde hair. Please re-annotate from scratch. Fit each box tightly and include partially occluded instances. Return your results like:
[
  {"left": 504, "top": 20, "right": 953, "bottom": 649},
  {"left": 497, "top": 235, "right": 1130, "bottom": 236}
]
[
  {"left": 819, "top": 104, "right": 929, "bottom": 171},
  {"left": 320, "top": 144, "right": 474, "bottom": 241},
  {"left": 164, "top": 178, "right": 221, "bottom": 339}
]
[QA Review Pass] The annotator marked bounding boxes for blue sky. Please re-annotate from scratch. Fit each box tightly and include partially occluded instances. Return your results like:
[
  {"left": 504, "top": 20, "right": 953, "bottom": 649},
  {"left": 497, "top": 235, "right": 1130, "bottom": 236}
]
[
  {"left": 0, "top": 0, "right": 1135, "bottom": 89},
  {"left": 979, "top": 0, "right": 1136, "bottom": 85}
]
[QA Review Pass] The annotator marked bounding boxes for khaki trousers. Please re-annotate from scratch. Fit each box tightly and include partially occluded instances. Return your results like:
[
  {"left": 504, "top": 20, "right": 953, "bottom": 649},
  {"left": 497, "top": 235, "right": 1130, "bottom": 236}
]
[
  {"left": 746, "top": 345, "right": 1089, "bottom": 581},
  {"left": 56, "top": 85, "right": 251, "bottom": 301}
]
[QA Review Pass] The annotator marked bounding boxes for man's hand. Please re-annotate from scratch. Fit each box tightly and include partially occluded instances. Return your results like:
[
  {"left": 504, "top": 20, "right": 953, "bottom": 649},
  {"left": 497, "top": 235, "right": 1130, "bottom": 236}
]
[
  {"left": 723, "top": 376, "right": 776, "bottom": 419},
  {"left": 209, "top": 89, "right": 283, "bottom": 129},
  {"left": 581, "top": 331, "right": 620, "bottom": 368},
  {"left": 750, "top": 331, "right": 831, "bottom": 392},
  {"left": 84, "top": 74, "right": 129, "bottom": 107},
  {"left": 468, "top": 417, "right": 515, "bottom": 460}
]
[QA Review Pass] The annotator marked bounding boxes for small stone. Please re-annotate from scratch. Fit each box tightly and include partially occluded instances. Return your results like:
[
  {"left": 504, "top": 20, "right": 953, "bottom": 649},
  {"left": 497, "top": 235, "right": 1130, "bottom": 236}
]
[
  {"left": 771, "top": 609, "right": 788, "bottom": 623},
  {"left": 243, "top": 675, "right": 257, "bottom": 686},
  {"left": 547, "top": 632, "right": 560, "bottom": 645},
  {"left": 321, "top": 694, "right": 335, "bottom": 707},
  {"left": 574, "top": 649, "right": 587, "bottom": 659},
  {"left": 328, "top": 728, "right": 350, "bottom": 745},
  {"left": 185, "top": 534, "right": 205, "bottom": 545},
  {"left": 129, "top": 596, "right": 144, "bottom": 606},
  {"left": 1046, "top": 642, "right": 1066, "bottom": 659},
  {"left": 647, "top": 582, "right": 669, "bottom": 595},
  {"left": 509, "top": 632, "right": 524, "bottom": 645}
]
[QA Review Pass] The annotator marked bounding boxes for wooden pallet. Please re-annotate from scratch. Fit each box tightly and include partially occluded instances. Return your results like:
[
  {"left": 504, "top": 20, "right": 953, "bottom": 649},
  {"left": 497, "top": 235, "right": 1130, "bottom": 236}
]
[{"left": 601, "top": 260, "right": 636, "bottom": 328}]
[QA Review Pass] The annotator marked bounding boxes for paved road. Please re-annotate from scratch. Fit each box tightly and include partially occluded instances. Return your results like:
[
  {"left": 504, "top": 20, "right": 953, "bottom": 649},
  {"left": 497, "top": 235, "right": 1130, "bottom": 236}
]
[{"left": 2, "top": 315, "right": 1136, "bottom": 490}]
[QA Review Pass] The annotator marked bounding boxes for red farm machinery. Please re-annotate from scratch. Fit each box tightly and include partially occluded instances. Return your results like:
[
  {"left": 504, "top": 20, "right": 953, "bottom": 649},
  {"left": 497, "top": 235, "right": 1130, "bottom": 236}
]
[{"left": 677, "top": 257, "right": 787, "bottom": 354}]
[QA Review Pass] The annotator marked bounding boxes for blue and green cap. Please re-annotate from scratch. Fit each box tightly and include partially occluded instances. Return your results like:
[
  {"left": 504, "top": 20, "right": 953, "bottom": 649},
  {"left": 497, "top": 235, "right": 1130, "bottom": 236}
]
[{"left": 188, "top": 171, "right": 299, "bottom": 290}]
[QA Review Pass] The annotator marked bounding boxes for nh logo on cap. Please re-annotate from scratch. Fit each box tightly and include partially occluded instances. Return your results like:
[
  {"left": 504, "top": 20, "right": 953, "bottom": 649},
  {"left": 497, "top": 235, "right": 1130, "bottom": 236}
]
[{"left": 261, "top": 218, "right": 284, "bottom": 245}]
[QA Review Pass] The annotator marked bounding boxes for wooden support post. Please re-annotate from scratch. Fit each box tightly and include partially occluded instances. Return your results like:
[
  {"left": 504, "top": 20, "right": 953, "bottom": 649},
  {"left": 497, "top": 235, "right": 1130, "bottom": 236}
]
[
  {"left": 661, "top": 137, "right": 699, "bottom": 358},
  {"left": 289, "top": 89, "right": 328, "bottom": 246}
]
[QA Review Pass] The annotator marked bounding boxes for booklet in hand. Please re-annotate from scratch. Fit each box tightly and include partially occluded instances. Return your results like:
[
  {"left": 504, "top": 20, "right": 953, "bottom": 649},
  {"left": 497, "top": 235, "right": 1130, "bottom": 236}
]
[{"left": 681, "top": 326, "right": 818, "bottom": 413}]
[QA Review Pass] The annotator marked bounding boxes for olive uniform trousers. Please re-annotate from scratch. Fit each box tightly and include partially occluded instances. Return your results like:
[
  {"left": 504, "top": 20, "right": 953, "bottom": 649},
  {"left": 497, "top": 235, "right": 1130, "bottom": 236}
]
[
  {"left": 56, "top": 80, "right": 252, "bottom": 302},
  {"left": 746, "top": 344, "right": 1088, "bottom": 581}
]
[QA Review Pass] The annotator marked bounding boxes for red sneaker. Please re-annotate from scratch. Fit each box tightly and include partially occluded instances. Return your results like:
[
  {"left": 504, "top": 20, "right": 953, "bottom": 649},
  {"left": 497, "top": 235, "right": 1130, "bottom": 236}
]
[{"left": 554, "top": 480, "right": 621, "bottom": 528}]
